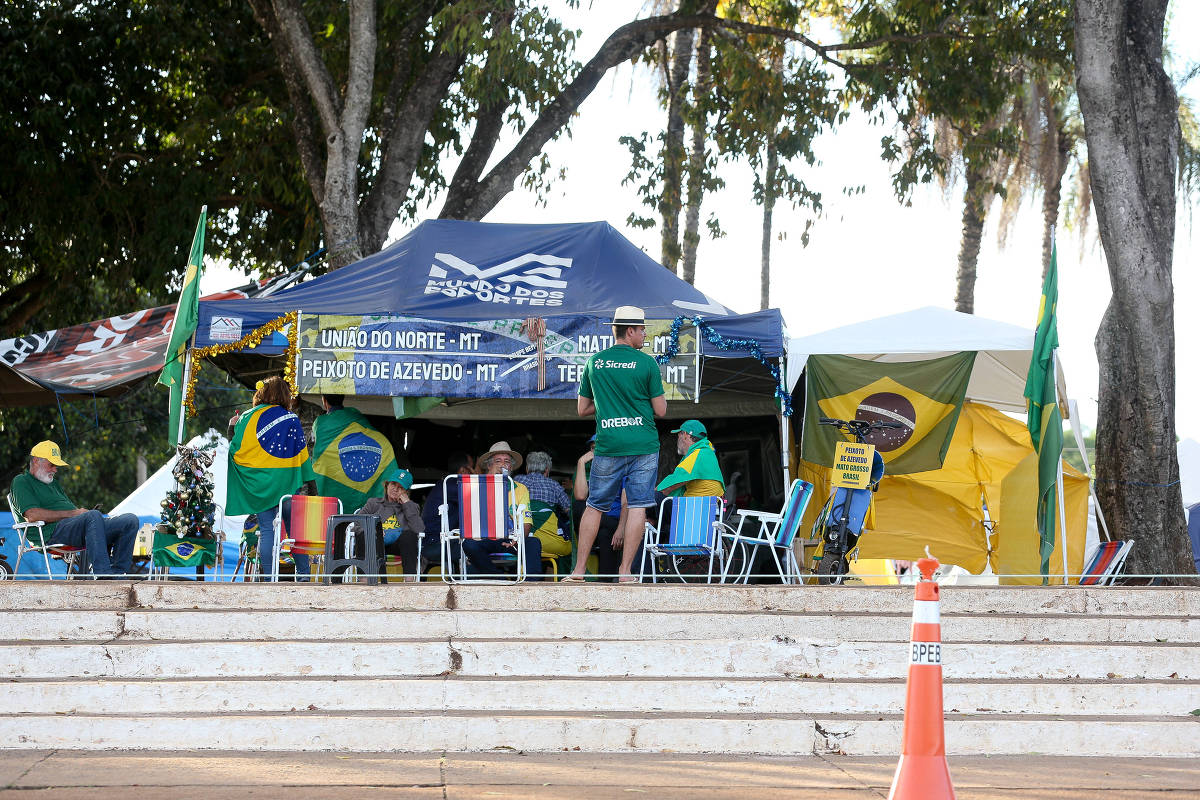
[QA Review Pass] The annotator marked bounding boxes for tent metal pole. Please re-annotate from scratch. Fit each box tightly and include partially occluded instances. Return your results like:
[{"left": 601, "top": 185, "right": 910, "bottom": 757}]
[
  {"left": 1068, "top": 398, "right": 1112, "bottom": 542},
  {"left": 779, "top": 357, "right": 790, "bottom": 487}
]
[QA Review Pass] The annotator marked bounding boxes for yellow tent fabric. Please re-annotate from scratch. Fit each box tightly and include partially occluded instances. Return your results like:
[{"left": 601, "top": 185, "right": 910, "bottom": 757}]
[{"left": 795, "top": 402, "right": 1087, "bottom": 579}]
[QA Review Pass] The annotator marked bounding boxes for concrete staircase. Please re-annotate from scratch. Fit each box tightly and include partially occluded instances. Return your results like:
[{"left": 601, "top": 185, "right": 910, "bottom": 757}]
[{"left": 2, "top": 582, "right": 1197, "bottom": 755}]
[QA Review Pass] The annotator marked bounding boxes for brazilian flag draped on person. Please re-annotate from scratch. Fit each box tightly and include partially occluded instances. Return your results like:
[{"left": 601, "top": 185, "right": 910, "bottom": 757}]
[
  {"left": 226, "top": 403, "right": 315, "bottom": 516},
  {"left": 1023, "top": 243, "right": 1063, "bottom": 583},
  {"left": 802, "top": 352, "right": 976, "bottom": 475},
  {"left": 157, "top": 207, "right": 206, "bottom": 446},
  {"left": 312, "top": 406, "right": 397, "bottom": 512}
]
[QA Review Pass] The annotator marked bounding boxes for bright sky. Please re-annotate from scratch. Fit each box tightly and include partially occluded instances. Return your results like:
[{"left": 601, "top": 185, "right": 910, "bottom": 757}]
[{"left": 201, "top": 2, "right": 1199, "bottom": 439}]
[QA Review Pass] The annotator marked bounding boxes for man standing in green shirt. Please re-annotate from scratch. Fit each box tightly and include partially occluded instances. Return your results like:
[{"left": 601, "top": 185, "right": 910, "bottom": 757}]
[
  {"left": 567, "top": 305, "right": 667, "bottom": 582},
  {"left": 9, "top": 440, "right": 138, "bottom": 578}
]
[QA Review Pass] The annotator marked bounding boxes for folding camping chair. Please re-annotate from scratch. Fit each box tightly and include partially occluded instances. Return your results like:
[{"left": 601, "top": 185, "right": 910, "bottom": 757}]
[
  {"left": 1080, "top": 540, "right": 1135, "bottom": 586},
  {"left": 641, "top": 495, "right": 727, "bottom": 584},
  {"left": 6, "top": 491, "right": 87, "bottom": 579},
  {"left": 235, "top": 514, "right": 261, "bottom": 581},
  {"left": 264, "top": 495, "right": 343, "bottom": 582},
  {"left": 721, "top": 479, "right": 816, "bottom": 584},
  {"left": 438, "top": 474, "right": 527, "bottom": 583}
]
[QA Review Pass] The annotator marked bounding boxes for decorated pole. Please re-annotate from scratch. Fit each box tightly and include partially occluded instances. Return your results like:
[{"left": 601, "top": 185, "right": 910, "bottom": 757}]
[{"left": 888, "top": 553, "right": 955, "bottom": 800}]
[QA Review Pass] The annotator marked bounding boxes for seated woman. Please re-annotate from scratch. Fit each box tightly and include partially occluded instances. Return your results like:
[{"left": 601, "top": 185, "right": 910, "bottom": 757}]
[{"left": 358, "top": 467, "right": 424, "bottom": 582}]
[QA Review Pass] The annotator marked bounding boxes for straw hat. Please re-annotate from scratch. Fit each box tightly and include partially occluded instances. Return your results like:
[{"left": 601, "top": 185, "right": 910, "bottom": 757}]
[{"left": 478, "top": 441, "right": 523, "bottom": 471}]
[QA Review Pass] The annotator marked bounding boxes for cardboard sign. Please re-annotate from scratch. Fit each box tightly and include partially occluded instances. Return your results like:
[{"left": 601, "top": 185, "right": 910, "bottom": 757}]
[{"left": 831, "top": 441, "right": 876, "bottom": 489}]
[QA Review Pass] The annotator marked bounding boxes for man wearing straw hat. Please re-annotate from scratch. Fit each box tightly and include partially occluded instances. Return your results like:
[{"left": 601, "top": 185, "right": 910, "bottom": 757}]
[{"left": 566, "top": 306, "right": 666, "bottom": 583}]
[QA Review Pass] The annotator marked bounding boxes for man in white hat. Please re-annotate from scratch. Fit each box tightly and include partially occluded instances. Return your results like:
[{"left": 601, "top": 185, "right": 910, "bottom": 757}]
[
  {"left": 460, "top": 441, "right": 543, "bottom": 580},
  {"left": 568, "top": 306, "right": 667, "bottom": 582},
  {"left": 9, "top": 440, "right": 139, "bottom": 578}
]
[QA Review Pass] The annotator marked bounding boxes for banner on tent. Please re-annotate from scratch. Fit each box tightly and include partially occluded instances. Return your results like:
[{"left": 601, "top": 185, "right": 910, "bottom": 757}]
[{"left": 296, "top": 314, "right": 700, "bottom": 400}]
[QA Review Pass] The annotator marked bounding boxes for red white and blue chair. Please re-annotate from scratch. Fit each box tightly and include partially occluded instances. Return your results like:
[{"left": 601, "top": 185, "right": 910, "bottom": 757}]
[
  {"left": 439, "top": 474, "right": 527, "bottom": 582},
  {"left": 6, "top": 491, "right": 87, "bottom": 580},
  {"left": 1080, "top": 539, "right": 1134, "bottom": 586},
  {"left": 641, "top": 495, "right": 727, "bottom": 583},
  {"left": 721, "top": 479, "right": 816, "bottom": 584}
]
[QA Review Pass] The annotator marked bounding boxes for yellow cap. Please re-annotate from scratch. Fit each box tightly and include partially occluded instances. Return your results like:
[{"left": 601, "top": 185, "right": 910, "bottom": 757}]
[{"left": 30, "top": 440, "right": 68, "bottom": 466}]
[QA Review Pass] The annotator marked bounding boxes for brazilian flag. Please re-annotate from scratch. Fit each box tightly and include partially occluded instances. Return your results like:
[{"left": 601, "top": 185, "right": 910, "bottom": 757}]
[
  {"left": 1024, "top": 243, "right": 1063, "bottom": 583},
  {"left": 802, "top": 352, "right": 976, "bottom": 475},
  {"left": 312, "top": 406, "right": 397, "bottom": 512},
  {"left": 152, "top": 532, "right": 217, "bottom": 568},
  {"left": 226, "top": 403, "right": 314, "bottom": 516}
]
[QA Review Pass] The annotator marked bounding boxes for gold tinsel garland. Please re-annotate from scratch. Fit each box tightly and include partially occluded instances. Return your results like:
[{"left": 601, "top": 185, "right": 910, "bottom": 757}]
[{"left": 183, "top": 311, "right": 299, "bottom": 418}]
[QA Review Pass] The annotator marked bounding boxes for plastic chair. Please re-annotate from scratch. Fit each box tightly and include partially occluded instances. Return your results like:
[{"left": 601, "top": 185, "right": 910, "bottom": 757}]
[
  {"left": 721, "top": 479, "right": 816, "bottom": 584},
  {"left": 6, "top": 491, "right": 87, "bottom": 579},
  {"left": 641, "top": 495, "right": 726, "bottom": 584},
  {"left": 1080, "top": 540, "right": 1134, "bottom": 586},
  {"left": 439, "top": 474, "right": 527, "bottom": 582},
  {"left": 323, "top": 514, "right": 383, "bottom": 585},
  {"left": 264, "top": 495, "right": 343, "bottom": 582}
]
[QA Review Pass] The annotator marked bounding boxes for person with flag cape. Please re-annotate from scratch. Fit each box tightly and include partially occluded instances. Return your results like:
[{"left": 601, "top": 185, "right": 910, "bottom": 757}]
[
  {"left": 311, "top": 394, "right": 398, "bottom": 513},
  {"left": 656, "top": 420, "right": 725, "bottom": 497},
  {"left": 1024, "top": 240, "right": 1064, "bottom": 584},
  {"left": 157, "top": 207, "right": 206, "bottom": 447},
  {"left": 226, "top": 376, "right": 314, "bottom": 578}
]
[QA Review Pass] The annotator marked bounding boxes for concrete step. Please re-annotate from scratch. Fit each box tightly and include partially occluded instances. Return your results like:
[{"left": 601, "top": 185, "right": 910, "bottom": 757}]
[
  {"left": 7, "top": 583, "right": 1199, "bottom": 618},
  {"left": 3, "top": 712, "right": 1196, "bottom": 756},
  {"left": 7, "top": 677, "right": 1197, "bottom": 717},
  {"left": 7, "top": 609, "right": 1198, "bottom": 643},
  {"left": 2, "top": 639, "right": 1194, "bottom": 680}
]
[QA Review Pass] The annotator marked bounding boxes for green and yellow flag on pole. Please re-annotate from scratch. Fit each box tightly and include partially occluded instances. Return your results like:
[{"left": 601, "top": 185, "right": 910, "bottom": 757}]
[
  {"left": 802, "top": 352, "right": 976, "bottom": 475},
  {"left": 1024, "top": 242, "right": 1063, "bottom": 584},
  {"left": 157, "top": 207, "right": 206, "bottom": 446}
]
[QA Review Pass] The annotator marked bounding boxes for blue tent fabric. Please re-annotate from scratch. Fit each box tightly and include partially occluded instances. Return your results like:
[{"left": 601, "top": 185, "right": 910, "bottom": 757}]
[
  {"left": 1188, "top": 503, "right": 1200, "bottom": 573},
  {"left": 196, "top": 221, "right": 783, "bottom": 357}
]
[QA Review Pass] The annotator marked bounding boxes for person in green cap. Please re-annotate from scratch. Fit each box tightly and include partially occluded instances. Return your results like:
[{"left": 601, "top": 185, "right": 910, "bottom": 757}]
[
  {"left": 358, "top": 466, "right": 425, "bottom": 582},
  {"left": 656, "top": 420, "right": 725, "bottom": 498}
]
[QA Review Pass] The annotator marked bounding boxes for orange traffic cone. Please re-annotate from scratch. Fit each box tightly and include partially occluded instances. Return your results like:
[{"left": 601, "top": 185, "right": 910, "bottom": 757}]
[{"left": 888, "top": 554, "right": 955, "bottom": 800}]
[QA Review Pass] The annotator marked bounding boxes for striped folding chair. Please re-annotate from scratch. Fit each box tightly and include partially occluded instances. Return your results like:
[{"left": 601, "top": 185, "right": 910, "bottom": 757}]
[
  {"left": 6, "top": 491, "right": 87, "bottom": 579},
  {"left": 720, "top": 479, "right": 816, "bottom": 584},
  {"left": 439, "top": 474, "right": 525, "bottom": 583},
  {"left": 641, "top": 495, "right": 726, "bottom": 584},
  {"left": 1080, "top": 540, "right": 1134, "bottom": 586},
  {"left": 265, "top": 495, "right": 342, "bottom": 582}
]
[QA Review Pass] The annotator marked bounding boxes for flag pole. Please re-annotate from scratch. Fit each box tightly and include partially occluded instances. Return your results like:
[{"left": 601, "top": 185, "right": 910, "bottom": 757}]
[
  {"left": 175, "top": 331, "right": 195, "bottom": 448},
  {"left": 1053, "top": 349, "right": 1069, "bottom": 583}
]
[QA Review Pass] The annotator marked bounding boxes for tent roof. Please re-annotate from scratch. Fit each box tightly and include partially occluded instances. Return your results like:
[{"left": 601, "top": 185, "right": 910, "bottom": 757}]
[
  {"left": 787, "top": 306, "right": 1068, "bottom": 415},
  {"left": 197, "top": 220, "right": 735, "bottom": 326}
]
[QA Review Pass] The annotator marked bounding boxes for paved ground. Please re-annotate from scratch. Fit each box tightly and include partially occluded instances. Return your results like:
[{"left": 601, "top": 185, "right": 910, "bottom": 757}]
[{"left": 0, "top": 751, "right": 1197, "bottom": 798}]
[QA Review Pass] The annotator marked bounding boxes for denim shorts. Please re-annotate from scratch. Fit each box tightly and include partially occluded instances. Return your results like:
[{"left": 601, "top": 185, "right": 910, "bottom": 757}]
[{"left": 587, "top": 452, "right": 658, "bottom": 511}]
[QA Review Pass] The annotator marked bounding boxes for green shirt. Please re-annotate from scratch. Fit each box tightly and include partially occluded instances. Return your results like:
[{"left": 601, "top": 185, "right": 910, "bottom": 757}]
[
  {"left": 579, "top": 343, "right": 665, "bottom": 456},
  {"left": 10, "top": 470, "right": 76, "bottom": 544},
  {"left": 656, "top": 438, "right": 725, "bottom": 498}
]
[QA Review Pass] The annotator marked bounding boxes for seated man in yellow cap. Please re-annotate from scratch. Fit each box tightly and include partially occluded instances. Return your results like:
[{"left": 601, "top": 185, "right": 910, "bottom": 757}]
[
  {"left": 656, "top": 420, "right": 725, "bottom": 498},
  {"left": 10, "top": 441, "right": 139, "bottom": 578}
]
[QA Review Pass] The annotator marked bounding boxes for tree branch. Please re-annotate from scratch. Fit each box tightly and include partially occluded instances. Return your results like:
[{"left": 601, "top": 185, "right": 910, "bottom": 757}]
[
  {"left": 269, "top": 0, "right": 343, "bottom": 136},
  {"left": 249, "top": 0, "right": 326, "bottom": 203},
  {"left": 340, "top": 0, "right": 377, "bottom": 146}
]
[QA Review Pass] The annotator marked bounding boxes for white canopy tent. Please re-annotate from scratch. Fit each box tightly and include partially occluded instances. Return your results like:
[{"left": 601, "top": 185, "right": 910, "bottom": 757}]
[{"left": 786, "top": 306, "right": 1068, "bottom": 414}]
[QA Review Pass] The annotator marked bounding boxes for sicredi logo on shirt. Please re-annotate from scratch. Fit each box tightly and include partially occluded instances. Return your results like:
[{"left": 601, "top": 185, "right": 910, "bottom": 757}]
[
  {"left": 601, "top": 416, "right": 644, "bottom": 429},
  {"left": 600, "top": 360, "right": 637, "bottom": 369}
]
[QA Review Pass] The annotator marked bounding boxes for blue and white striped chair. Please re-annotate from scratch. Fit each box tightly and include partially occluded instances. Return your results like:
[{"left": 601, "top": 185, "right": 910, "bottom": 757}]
[
  {"left": 721, "top": 479, "right": 816, "bottom": 584},
  {"left": 439, "top": 474, "right": 526, "bottom": 583},
  {"left": 640, "top": 495, "right": 726, "bottom": 584}
]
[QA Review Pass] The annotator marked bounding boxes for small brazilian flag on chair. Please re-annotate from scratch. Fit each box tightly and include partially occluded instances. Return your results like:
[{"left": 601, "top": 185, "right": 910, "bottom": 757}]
[
  {"left": 152, "top": 532, "right": 218, "bottom": 568},
  {"left": 802, "top": 352, "right": 976, "bottom": 475}
]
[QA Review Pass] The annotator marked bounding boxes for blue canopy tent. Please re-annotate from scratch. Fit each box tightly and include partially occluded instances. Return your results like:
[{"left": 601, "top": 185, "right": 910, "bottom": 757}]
[{"left": 194, "top": 221, "right": 788, "bottom": 422}]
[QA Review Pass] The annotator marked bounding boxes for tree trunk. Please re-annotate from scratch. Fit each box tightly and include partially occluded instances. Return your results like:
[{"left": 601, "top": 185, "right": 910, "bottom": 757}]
[
  {"left": 760, "top": 138, "right": 778, "bottom": 311},
  {"left": 954, "top": 163, "right": 988, "bottom": 314},
  {"left": 660, "top": 27, "right": 695, "bottom": 275},
  {"left": 1075, "top": 0, "right": 1194, "bottom": 580},
  {"left": 1040, "top": 122, "right": 1071, "bottom": 279},
  {"left": 680, "top": 28, "right": 712, "bottom": 286}
]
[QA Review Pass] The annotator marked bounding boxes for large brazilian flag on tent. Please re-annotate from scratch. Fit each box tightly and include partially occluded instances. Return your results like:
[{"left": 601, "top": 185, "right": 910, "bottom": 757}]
[
  {"left": 312, "top": 407, "right": 397, "bottom": 512},
  {"left": 802, "top": 352, "right": 976, "bottom": 475},
  {"left": 226, "top": 403, "right": 315, "bottom": 516}
]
